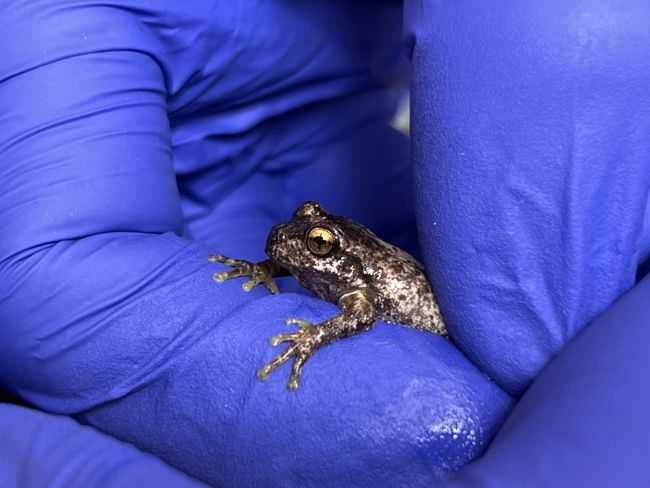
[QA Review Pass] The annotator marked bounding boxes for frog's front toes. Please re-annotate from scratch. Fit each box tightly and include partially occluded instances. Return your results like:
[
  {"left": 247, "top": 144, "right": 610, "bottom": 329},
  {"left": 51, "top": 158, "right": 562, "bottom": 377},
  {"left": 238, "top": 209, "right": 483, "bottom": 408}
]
[
  {"left": 208, "top": 254, "right": 249, "bottom": 267},
  {"left": 208, "top": 254, "right": 279, "bottom": 294},
  {"left": 257, "top": 318, "right": 324, "bottom": 391}
]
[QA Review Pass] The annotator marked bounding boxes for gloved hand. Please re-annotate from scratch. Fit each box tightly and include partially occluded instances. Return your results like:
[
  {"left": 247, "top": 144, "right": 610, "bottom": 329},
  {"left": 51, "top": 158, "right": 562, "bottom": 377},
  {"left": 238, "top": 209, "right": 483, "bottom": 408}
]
[
  {"left": 447, "top": 273, "right": 650, "bottom": 486},
  {"left": 0, "top": 403, "right": 207, "bottom": 487},
  {"left": 0, "top": 1, "right": 511, "bottom": 487},
  {"left": 404, "top": 0, "right": 650, "bottom": 486}
]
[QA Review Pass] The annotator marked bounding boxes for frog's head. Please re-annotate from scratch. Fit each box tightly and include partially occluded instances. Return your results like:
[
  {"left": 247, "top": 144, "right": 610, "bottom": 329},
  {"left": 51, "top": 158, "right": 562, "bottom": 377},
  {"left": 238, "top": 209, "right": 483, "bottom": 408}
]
[{"left": 265, "top": 201, "right": 364, "bottom": 287}]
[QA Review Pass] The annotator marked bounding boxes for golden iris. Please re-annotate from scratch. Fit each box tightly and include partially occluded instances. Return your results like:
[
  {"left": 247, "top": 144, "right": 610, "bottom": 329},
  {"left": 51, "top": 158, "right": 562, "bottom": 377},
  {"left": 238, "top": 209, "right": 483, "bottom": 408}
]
[{"left": 306, "top": 227, "right": 337, "bottom": 256}]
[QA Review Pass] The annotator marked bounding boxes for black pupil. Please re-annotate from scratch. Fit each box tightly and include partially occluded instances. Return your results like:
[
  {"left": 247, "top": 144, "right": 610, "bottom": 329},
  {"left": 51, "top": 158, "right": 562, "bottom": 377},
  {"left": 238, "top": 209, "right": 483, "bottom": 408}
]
[{"left": 313, "top": 235, "right": 328, "bottom": 250}]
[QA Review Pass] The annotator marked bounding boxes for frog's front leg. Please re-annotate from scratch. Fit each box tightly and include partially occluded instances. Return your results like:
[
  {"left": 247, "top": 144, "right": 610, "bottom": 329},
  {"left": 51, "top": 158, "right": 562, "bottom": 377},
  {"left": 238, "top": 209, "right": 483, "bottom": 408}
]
[
  {"left": 208, "top": 255, "right": 288, "bottom": 294},
  {"left": 257, "top": 289, "right": 376, "bottom": 391}
]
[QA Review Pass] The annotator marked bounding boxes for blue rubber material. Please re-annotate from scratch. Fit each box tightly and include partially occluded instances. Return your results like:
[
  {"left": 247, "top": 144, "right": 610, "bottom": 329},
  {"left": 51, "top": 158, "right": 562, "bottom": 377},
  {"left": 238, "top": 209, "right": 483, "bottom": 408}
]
[
  {"left": 407, "top": 0, "right": 650, "bottom": 396},
  {"left": 0, "top": 1, "right": 510, "bottom": 486},
  {"left": 1, "top": 1, "right": 648, "bottom": 487},
  {"left": 445, "top": 273, "right": 650, "bottom": 487},
  {"left": 0, "top": 403, "right": 206, "bottom": 487}
]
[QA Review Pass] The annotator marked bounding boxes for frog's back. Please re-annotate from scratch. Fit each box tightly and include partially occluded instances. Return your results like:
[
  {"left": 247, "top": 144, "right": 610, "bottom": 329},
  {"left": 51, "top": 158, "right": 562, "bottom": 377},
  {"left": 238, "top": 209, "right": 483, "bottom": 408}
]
[{"left": 334, "top": 217, "right": 447, "bottom": 336}]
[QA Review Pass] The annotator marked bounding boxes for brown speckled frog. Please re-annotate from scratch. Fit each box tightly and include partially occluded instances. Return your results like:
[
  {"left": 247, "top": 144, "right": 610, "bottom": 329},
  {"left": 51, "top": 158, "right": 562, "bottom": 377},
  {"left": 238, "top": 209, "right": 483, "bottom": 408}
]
[{"left": 208, "top": 201, "right": 448, "bottom": 391}]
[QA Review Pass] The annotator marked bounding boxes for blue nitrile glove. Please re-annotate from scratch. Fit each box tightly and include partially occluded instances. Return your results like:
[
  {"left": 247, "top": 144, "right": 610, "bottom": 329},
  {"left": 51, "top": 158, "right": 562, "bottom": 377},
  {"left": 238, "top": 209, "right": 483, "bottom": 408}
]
[
  {"left": 405, "top": 0, "right": 650, "bottom": 486},
  {"left": 0, "top": 403, "right": 207, "bottom": 487},
  {"left": 0, "top": 2, "right": 511, "bottom": 487},
  {"left": 447, "top": 274, "right": 650, "bottom": 486}
]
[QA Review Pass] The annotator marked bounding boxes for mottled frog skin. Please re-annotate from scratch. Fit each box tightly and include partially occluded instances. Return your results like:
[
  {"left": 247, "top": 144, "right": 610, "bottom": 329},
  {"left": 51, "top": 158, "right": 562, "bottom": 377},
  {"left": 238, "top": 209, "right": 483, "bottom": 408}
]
[{"left": 208, "top": 202, "right": 447, "bottom": 391}]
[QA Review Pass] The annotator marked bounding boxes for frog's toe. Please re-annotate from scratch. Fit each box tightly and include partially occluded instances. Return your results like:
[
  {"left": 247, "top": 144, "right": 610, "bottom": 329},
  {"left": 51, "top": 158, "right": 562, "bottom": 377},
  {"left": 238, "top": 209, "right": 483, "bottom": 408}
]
[
  {"left": 212, "top": 272, "right": 227, "bottom": 283},
  {"left": 256, "top": 348, "right": 305, "bottom": 390},
  {"left": 212, "top": 268, "right": 247, "bottom": 283},
  {"left": 285, "top": 318, "right": 313, "bottom": 329},
  {"left": 269, "top": 318, "right": 316, "bottom": 345},
  {"left": 242, "top": 275, "right": 280, "bottom": 294},
  {"left": 258, "top": 322, "right": 322, "bottom": 391},
  {"left": 207, "top": 254, "right": 250, "bottom": 267},
  {"left": 256, "top": 354, "right": 306, "bottom": 390},
  {"left": 256, "top": 363, "right": 273, "bottom": 381},
  {"left": 269, "top": 331, "right": 300, "bottom": 346},
  {"left": 287, "top": 355, "right": 307, "bottom": 391},
  {"left": 264, "top": 279, "right": 280, "bottom": 295},
  {"left": 257, "top": 343, "right": 298, "bottom": 381},
  {"left": 209, "top": 256, "right": 280, "bottom": 294},
  {"left": 242, "top": 279, "right": 256, "bottom": 292}
]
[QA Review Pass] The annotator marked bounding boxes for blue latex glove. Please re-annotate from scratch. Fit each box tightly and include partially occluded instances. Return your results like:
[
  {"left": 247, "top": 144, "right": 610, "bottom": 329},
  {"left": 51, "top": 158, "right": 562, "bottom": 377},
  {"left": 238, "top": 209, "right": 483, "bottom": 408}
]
[
  {"left": 404, "top": 0, "right": 650, "bottom": 485},
  {"left": 0, "top": 403, "right": 207, "bottom": 487},
  {"left": 0, "top": 1, "right": 511, "bottom": 486}
]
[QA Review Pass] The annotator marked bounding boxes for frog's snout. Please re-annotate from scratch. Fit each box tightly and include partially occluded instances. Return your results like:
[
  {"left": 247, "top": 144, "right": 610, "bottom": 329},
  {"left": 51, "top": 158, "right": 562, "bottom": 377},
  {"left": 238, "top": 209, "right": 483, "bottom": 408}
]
[{"left": 265, "top": 223, "right": 288, "bottom": 258}]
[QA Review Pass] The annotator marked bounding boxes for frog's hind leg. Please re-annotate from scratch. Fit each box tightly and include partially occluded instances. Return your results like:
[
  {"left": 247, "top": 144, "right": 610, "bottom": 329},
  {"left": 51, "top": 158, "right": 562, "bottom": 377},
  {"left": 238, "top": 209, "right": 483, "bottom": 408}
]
[
  {"left": 257, "top": 290, "right": 376, "bottom": 391},
  {"left": 403, "top": 297, "right": 449, "bottom": 339}
]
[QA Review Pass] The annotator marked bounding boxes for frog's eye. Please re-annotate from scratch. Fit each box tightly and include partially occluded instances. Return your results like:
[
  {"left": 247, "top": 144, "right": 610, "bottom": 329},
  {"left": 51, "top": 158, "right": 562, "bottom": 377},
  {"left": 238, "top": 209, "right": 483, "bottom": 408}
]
[
  {"left": 293, "top": 201, "right": 327, "bottom": 219},
  {"left": 305, "top": 226, "right": 338, "bottom": 257}
]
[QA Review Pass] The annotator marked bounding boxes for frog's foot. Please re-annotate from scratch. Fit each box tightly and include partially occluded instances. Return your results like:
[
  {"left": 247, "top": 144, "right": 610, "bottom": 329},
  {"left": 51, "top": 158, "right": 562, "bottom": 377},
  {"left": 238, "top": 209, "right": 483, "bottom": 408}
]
[
  {"left": 208, "top": 254, "right": 279, "bottom": 294},
  {"left": 257, "top": 318, "right": 325, "bottom": 391}
]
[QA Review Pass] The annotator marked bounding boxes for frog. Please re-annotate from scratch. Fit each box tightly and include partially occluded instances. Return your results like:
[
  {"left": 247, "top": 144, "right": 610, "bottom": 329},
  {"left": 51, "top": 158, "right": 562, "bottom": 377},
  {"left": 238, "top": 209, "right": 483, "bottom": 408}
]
[{"left": 208, "top": 201, "right": 448, "bottom": 391}]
